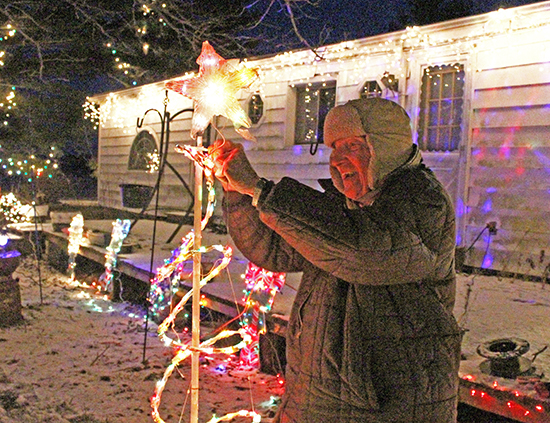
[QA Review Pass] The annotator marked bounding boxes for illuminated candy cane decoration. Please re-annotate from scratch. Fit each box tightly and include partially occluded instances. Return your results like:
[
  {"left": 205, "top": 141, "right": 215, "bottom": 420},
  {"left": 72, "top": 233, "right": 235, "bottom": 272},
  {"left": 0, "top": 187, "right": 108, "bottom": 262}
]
[
  {"left": 67, "top": 213, "right": 84, "bottom": 281},
  {"left": 96, "top": 219, "right": 131, "bottom": 292},
  {"left": 240, "top": 263, "right": 286, "bottom": 367}
]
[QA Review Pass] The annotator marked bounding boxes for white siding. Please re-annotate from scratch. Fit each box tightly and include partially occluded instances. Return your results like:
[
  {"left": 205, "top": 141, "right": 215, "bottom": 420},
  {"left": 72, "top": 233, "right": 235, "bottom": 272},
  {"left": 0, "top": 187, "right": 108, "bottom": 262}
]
[{"left": 92, "top": 1, "right": 550, "bottom": 277}]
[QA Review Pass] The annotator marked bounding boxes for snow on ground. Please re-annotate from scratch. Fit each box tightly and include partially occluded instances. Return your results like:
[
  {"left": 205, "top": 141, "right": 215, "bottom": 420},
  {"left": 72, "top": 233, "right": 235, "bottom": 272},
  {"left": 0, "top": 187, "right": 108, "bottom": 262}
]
[
  {"left": 454, "top": 271, "right": 550, "bottom": 376},
  {"left": 0, "top": 258, "right": 283, "bottom": 423},
  {"left": 1, "top": 255, "right": 549, "bottom": 423}
]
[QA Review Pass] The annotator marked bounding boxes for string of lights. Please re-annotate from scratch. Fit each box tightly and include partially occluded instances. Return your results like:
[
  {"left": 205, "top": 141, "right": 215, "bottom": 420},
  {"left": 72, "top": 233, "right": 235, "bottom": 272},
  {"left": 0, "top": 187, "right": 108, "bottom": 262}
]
[
  {"left": 0, "top": 146, "right": 59, "bottom": 180},
  {"left": 0, "top": 24, "right": 17, "bottom": 125},
  {"left": 239, "top": 263, "right": 286, "bottom": 368},
  {"left": 0, "top": 192, "right": 29, "bottom": 225},
  {"left": 84, "top": 5, "right": 550, "bottom": 133}
]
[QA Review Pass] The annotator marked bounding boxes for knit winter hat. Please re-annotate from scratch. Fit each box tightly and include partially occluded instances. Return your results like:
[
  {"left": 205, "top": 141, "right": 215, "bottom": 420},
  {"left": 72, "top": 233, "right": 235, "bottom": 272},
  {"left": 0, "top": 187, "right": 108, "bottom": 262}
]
[{"left": 324, "top": 97, "right": 414, "bottom": 188}]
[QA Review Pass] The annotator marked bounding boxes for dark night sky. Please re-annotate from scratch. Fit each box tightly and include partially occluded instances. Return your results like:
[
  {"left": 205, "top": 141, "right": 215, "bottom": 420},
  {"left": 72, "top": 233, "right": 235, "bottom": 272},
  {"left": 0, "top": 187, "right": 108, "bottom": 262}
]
[{"left": 245, "top": 0, "right": 546, "bottom": 55}]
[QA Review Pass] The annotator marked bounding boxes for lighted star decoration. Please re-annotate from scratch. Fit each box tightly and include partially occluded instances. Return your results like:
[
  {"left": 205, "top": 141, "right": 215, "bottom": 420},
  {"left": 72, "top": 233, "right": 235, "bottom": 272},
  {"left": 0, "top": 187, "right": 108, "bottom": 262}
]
[{"left": 165, "top": 41, "right": 259, "bottom": 141}]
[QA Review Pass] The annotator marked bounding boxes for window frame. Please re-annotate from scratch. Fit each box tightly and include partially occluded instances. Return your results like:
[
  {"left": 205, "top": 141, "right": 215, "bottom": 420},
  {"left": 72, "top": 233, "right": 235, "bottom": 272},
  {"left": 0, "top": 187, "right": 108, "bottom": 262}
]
[
  {"left": 293, "top": 80, "right": 336, "bottom": 145},
  {"left": 247, "top": 93, "right": 264, "bottom": 125},
  {"left": 360, "top": 80, "right": 383, "bottom": 99},
  {"left": 128, "top": 129, "right": 159, "bottom": 171},
  {"left": 417, "top": 64, "right": 465, "bottom": 152}
]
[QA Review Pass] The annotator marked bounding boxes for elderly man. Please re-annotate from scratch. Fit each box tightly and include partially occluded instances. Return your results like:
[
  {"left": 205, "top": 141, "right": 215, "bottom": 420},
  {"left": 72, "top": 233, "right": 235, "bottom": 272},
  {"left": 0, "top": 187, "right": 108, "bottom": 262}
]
[{"left": 209, "top": 97, "right": 462, "bottom": 422}]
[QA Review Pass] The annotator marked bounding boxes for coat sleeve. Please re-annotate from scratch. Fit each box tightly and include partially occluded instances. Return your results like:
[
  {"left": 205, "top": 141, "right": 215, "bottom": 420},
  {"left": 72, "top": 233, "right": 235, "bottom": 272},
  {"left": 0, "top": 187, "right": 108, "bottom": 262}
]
[
  {"left": 223, "top": 189, "right": 307, "bottom": 273},
  {"left": 256, "top": 176, "right": 453, "bottom": 286}
]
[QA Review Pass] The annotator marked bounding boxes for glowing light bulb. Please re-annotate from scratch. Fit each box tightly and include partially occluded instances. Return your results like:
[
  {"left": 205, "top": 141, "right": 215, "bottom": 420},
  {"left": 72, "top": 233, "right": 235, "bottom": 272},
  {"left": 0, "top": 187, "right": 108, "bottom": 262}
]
[{"left": 165, "top": 41, "right": 258, "bottom": 140}]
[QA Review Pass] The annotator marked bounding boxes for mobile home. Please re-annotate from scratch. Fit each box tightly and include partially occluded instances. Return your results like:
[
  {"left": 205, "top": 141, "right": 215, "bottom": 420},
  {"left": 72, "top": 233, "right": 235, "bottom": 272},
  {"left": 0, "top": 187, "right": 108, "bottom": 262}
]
[{"left": 89, "top": 1, "right": 550, "bottom": 277}]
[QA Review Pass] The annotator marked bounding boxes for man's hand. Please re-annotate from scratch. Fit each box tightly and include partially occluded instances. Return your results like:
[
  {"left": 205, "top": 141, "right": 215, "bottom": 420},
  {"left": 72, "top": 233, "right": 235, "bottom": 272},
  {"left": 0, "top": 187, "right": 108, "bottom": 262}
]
[{"left": 208, "top": 139, "right": 259, "bottom": 196}]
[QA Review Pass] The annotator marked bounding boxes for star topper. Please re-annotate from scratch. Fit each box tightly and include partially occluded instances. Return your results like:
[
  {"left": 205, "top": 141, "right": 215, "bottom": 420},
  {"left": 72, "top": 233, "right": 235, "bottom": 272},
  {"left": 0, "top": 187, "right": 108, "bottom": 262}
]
[{"left": 166, "top": 41, "right": 259, "bottom": 141}]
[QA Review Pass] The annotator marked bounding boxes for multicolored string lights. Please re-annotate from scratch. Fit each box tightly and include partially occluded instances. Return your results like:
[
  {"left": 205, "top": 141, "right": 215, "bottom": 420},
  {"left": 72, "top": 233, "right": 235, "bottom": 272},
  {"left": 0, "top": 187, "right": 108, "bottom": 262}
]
[{"left": 0, "top": 147, "right": 59, "bottom": 181}]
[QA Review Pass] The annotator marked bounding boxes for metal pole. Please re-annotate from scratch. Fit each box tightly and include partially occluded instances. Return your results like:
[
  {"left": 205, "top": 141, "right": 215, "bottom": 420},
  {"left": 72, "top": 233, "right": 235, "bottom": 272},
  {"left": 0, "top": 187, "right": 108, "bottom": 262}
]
[
  {"left": 31, "top": 176, "right": 43, "bottom": 304},
  {"left": 190, "top": 134, "right": 203, "bottom": 423}
]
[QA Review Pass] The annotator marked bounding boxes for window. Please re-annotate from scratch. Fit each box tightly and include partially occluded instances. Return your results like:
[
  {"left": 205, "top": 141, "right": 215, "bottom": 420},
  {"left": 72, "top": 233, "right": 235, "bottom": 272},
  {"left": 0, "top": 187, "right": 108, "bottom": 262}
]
[
  {"left": 128, "top": 130, "right": 158, "bottom": 171},
  {"left": 360, "top": 80, "right": 383, "bottom": 98},
  {"left": 248, "top": 94, "right": 263, "bottom": 124},
  {"left": 418, "top": 64, "right": 465, "bottom": 152},
  {"left": 295, "top": 81, "right": 336, "bottom": 145},
  {"left": 360, "top": 74, "right": 398, "bottom": 99}
]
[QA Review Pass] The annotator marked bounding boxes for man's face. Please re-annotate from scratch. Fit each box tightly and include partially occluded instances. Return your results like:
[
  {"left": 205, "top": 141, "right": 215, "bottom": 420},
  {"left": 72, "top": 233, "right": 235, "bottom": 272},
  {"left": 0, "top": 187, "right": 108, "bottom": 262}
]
[{"left": 329, "top": 136, "right": 372, "bottom": 201}]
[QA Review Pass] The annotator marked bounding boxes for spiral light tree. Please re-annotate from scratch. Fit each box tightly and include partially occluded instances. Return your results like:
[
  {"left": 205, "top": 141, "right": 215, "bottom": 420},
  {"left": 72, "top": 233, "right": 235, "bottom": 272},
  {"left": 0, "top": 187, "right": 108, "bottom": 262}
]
[{"left": 152, "top": 41, "right": 259, "bottom": 423}]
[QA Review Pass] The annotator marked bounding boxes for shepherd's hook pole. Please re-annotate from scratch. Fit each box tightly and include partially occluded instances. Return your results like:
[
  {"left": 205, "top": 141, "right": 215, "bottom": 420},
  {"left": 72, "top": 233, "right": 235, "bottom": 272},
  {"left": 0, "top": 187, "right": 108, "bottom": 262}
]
[{"left": 31, "top": 175, "right": 43, "bottom": 304}]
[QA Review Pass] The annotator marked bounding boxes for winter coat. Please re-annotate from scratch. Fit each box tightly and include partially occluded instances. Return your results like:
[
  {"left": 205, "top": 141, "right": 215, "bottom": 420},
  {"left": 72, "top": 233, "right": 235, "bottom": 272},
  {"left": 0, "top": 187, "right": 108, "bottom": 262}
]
[{"left": 222, "top": 147, "right": 462, "bottom": 423}]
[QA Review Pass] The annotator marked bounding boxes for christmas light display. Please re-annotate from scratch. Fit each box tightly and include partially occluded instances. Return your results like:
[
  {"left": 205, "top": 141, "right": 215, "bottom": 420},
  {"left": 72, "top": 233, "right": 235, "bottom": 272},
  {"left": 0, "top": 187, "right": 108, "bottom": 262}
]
[
  {"left": 1, "top": 24, "right": 17, "bottom": 122},
  {"left": 78, "top": 7, "right": 550, "bottom": 420},
  {"left": 206, "top": 410, "right": 261, "bottom": 423},
  {"left": 82, "top": 100, "right": 101, "bottom": 130},
  {"left": 0, "top": 192, "right": 29, "bottom": 225},
  {"left": 0, "top": 87, "right": 16, "bottom": 124},
  {"left": 155, "top": 240, "right": 233, "bottom": 343},
  {"left": 461, "top": 374, "right": 549, "bottom": 422},
  {"left": 148, "top": 163, "right": 215, "bottom": 317},
  {"left": 151, "top": 326, "right": 252, "bottom": 423},
  {"left": 150, "top": 233, "right": 250, "bottom": 422},
  {"left": 95, "top": 219, "right": 131, "bottom": 293},
  {"left": 149, "top": 166, "right": 259, "bottom": 422},
  {"left": 148, "top": 232, "right": 193, "bottom": 318},
  {"left": 0, "top": 146, "right": 59, "bottom": 180},
  {"left": 67, "top": 214, "right": 84, "bottom": 281},
  {"left": 151, "top": 45, "right": 266, "bottom": 417},
  {"left": 239, "top": 263, "right": 286, "bottom": 368},
  {"left": 165, "top": 41, "right": 259, "bottom": 140},
  {"left": 146, "top": 151, "right": 160, "bottom": 173},
  {"left": 87, "top": 5, "right": 550, "bottom": 133}
]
